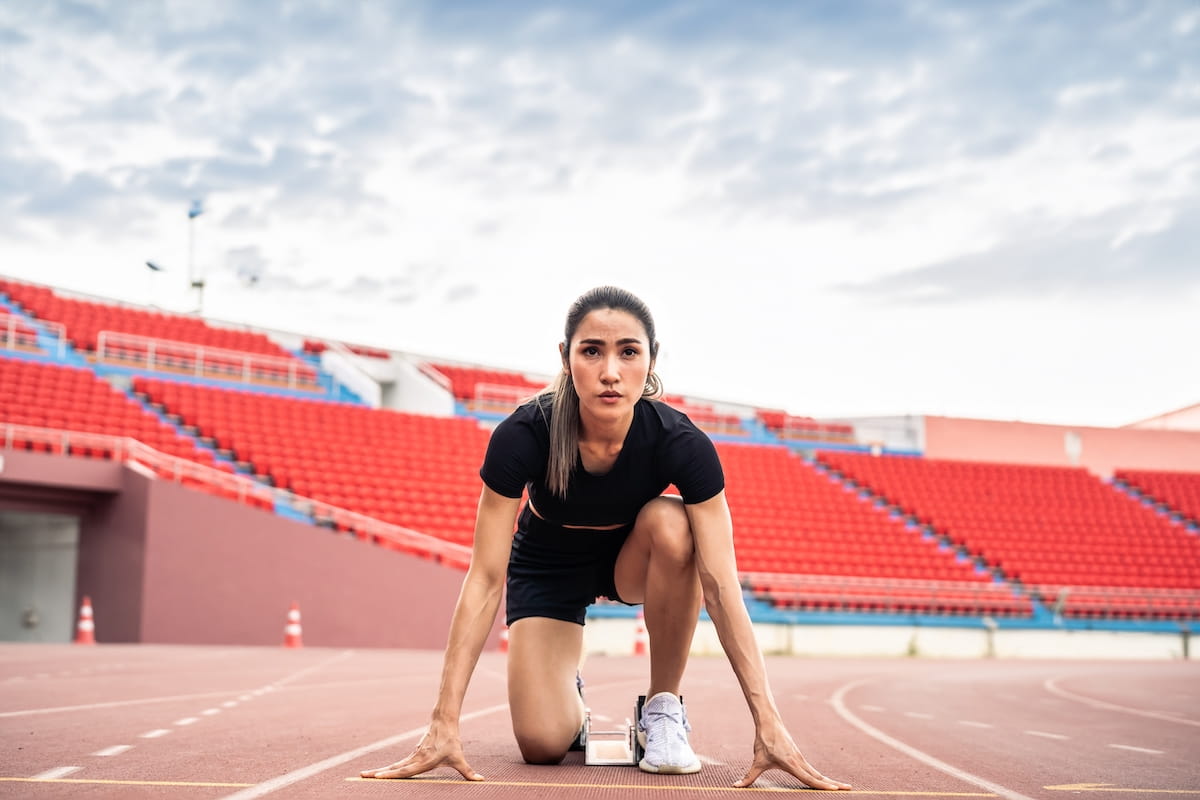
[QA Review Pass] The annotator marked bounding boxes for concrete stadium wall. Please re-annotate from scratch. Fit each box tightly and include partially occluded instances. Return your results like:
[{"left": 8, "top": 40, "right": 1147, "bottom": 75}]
[
  {"left": 1, "top": 451, "right": 489, "bottom": 649},
  {"left": 583, "top": 618, "right": 1191, "bottom": 660},
  {"left": 1127, "top": 403, "right": 1200, "bottom": 432},
  {"left": 923, "top": 416, "right": 1200, "bottom": 476}
]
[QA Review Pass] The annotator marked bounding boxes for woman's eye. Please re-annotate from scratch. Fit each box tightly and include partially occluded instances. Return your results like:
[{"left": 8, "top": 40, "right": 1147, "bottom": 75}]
[
  {"left": 583, "top": 346, "right": 599, "bottom": 356},
  {"left": 623, "top": 348, "right": 639, "bottom": 357}
]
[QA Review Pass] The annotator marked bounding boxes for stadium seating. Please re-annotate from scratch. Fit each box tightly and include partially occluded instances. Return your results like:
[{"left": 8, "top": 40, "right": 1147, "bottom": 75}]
[
  {"left": 0, "top": 278, "right": 318, "bottom": 387},
  {"left": 0, "top": 355, "right": 222, "bottom": 466},
  {"left": 133, "top": 377, "right": 490, "bottom": 546},
  {"left": 757, "top": 409, "right": 854, "bottom": 442},
  {"left": 718, "top": 442, "right": 1030, "bottom": 616},
  {"left": 663, "top": 395, "right": 747, "bottom": 437},
  {"left": 302, "top": 339, "right": 392, "bottom": 359},
  {"left": 817, "top": 451, "right": 1200, "bottom": 619},
  {"left": 1116, "top": 469, "right": 1200, "bottom": 525},
  {"left": 4, "top": 280, "right": 1195, "bottom": 623},
  {"left": 428, "top": 362, "right": 547, "bottom": 403}
]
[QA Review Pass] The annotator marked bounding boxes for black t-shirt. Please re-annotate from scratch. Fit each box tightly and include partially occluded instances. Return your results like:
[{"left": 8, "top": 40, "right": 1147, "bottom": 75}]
[{"left": 479, "top": 395, "right": 725, "bottom": 527}]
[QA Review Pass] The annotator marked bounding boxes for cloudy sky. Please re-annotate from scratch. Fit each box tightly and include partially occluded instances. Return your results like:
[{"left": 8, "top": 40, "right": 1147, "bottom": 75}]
[{"left": 2, "top": 1, "right": 1198, "bottom": 427}]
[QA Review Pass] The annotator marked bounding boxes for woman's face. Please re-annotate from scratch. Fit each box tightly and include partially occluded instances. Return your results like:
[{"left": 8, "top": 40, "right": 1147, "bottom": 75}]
[{"left": 563, "top": 308, "right": 654, "bottom": 425}]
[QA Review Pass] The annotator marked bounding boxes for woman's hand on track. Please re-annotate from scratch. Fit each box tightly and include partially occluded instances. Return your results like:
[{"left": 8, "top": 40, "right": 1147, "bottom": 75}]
[
  {"left": 734, "top": 719, "right": 851, "bottom": 790},
  {"left": 360, "top": 723, "right": 483, "bottom": 781}
]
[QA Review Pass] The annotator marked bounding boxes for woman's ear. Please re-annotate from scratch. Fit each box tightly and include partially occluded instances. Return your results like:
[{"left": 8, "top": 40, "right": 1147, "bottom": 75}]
[{"left": 559, "top": 341, "right": 568, "bottom": 372}]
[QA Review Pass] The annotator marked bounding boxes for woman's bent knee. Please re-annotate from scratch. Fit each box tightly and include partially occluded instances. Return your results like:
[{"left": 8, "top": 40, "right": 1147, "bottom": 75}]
[
  {"left": 516, "top": 733, "right": 570, "bottom": 765},
  {"left": 637, "top": 497, "right": 694, "bottom": 557}
]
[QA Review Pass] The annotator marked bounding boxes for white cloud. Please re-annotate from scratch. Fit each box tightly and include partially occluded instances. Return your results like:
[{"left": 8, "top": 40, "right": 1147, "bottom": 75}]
[{"left": 1, "top": 0, "right": 1197, "bottom": 427}]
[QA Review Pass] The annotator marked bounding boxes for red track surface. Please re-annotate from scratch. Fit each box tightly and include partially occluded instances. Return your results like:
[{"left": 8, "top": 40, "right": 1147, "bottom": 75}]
[{"left": 1, "top": 644, "right": 1197, "bottom": 798}]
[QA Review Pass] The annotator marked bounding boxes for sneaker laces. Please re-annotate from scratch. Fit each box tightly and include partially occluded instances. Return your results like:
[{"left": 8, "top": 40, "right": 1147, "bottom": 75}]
[
  {"left": 637, "top": 693, "right": 700, "bottom": 774},
  {"left": 640, "top": 694, "right": 692, "bottom": 746}
]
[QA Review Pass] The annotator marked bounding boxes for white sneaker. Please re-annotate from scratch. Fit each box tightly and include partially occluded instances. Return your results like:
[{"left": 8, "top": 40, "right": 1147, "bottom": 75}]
[{"left": 637, "top": 692, "right": 701, "bottom": 774}]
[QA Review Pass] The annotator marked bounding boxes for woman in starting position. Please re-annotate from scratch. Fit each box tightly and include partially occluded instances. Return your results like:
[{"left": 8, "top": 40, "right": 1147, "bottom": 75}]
[{"left": 363, "top": 286, "right": 849, "bottom": 790}]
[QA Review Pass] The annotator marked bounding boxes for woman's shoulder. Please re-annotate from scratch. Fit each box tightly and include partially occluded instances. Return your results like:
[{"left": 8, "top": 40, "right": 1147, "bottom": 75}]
[
  {"left": 639, "top": 397, "right": 703, "bottom": 438},
  {"left": 497, "top": 393, "right": 553, "bottom": 433},
  {"left": 640, "top": 396, "right": 689, "bottom": 424}
]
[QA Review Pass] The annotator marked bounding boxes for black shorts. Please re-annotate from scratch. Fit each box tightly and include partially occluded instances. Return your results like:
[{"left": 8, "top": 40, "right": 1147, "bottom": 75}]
[{"left": 506, "top": 507, "right": 635, "bottom": 626}]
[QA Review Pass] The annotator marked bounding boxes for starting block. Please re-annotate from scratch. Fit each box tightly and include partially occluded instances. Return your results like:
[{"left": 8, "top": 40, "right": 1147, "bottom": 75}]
[{"left": 582, "top": 695, "right": 645, "bottom": 766}]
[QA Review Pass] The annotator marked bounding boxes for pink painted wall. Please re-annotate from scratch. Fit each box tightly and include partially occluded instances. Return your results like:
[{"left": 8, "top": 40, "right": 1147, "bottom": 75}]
[
  {"left": 1, "top": 451, "right": 496, "bottom": 649},
  {"left": 923, "top": 416, "right": 1200, "bottom": 477},
  {"left": 135, "top": 472, "right": 474, "bottom": 648}
]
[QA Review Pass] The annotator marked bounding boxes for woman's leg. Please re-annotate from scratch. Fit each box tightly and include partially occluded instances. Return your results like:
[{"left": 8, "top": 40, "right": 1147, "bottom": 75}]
[
  {"left": 612, "top": 496, "right": 703, "bottom": 697},
  {"left": 507, "top": 616, "right": 586, "bottom": 764}
]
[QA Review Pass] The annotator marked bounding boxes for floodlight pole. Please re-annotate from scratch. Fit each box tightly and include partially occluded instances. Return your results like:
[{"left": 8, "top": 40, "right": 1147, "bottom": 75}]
[{"left": 187, "top": 200, "right": 206, "bottom": 314}]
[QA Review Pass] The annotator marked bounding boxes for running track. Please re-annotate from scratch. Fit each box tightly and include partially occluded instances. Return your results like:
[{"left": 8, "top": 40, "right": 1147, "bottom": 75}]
[{"left": 1, "top": 644, "right": 1197, "bottom": 798}]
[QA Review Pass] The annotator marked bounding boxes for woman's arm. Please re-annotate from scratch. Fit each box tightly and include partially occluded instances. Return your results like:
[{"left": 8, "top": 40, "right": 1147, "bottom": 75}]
[
  {"left": 361, "top": 486, "right": 522, "bottom": 781},
  {"left": 686, "top": 491, "right": 851, "bottom": 791}
]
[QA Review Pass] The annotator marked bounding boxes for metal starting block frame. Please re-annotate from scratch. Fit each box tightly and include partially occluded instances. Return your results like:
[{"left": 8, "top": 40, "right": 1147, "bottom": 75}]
[{"left": 582, "top": 695, "right": 646, "bottom": 766}]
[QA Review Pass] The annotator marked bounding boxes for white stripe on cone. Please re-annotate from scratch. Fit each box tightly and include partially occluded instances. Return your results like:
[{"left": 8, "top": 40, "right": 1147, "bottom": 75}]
[
  {"left": 74, "top": 596, "right": 96, "bottom": 645},
  {"left": 283, "top": 603, "right": 303, "bottom": 648}
]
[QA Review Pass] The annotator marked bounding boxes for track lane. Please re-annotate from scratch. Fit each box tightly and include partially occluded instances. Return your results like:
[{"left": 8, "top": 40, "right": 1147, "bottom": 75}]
[{"left": 4, "top": 646, "right": 1198, "bottom": 798}]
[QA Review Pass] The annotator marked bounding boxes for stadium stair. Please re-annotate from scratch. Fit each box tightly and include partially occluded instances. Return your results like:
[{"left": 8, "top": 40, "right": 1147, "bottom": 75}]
[
  {"left": 294, "top": 349, "right": 366, "bottom": 405},
  {"left": 1112, "top": 471, "right": 1200, "bottom": 532}
]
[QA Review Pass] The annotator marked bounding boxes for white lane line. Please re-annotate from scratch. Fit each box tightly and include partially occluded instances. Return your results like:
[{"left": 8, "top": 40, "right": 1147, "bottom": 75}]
[
  {"left": 92, "top": 745, "right": 132, "bottom": 757},
  {"left": 1045, "top": 678, "right": 1200, "bottom": 727},
  {"left": 1, "top": 650, "right": 356, "bottom": 721},
  {"left": 959, "top": 720, "right": 994, "bottom": 729},
  {"left": 222, "top": 701, "right": 238, "bottom": 708},
  {"left": 1024, "top": 730, "right": 1068, "bottom": 740},
  {"left": 904, "top": 711, "right": 934, "bottom": 719},
  {"left": 0, "top": 689, "right": 261, "bottom": 718},
  {"left": 32, "top": 766, "right": 81, "bottom": 780},
  {"left": 1110, "top": 744, "right": 1164, "bottom": 755},
  {"left": 141, "top": 729, "right": 171, "bottom": 739},
  {"left": 175, "top": 717, "right": 200, "bottom": 726},
  {"left": 218, "top": 701, "right": 510, "bottom": 800},
  {"left": 861, "top": 704, "right": 886, "bottom": 712},
  {"left": 832, "top": 679, "right": 1038, "bottom": 800},
  {"left": 201, "top": 708, "right": 221, "bottom": 716}
]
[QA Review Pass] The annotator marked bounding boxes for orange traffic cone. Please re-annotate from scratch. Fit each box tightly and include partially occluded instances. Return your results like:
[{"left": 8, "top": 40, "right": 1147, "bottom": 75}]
[
  {"left": 74, "top": 596, "right": 96, "bottom": 645},
  {"left": 498, "top": 624, "right": 509, "bottom": 654},
  {"left": 633, "top": 609, "right": 648, "bottom": 656},
  {"left": 283, "top": 603, "right": 303, "bottom": 648}
]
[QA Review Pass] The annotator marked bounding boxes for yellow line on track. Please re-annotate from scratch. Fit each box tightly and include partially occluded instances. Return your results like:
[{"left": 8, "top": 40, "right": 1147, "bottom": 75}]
[
  {"left": 0, "top": 777, "right": 255, "bottom": 788},
  {"left": 1045, "top": 786, "right": 1200, "bottom": 795},
  {"left": 346, "top": 777, "right": 996, "bottom": 795}
]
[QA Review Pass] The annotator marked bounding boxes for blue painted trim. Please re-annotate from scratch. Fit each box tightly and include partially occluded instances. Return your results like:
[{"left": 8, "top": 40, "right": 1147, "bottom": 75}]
[{"left": 585, "top": 601, "right": 1193, "bottom": 633}]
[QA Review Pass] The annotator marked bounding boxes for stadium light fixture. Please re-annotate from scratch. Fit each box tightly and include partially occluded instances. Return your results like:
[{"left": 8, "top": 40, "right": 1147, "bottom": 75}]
[{"left": 187, "top": 199, "right": 206, "bottom": 314}]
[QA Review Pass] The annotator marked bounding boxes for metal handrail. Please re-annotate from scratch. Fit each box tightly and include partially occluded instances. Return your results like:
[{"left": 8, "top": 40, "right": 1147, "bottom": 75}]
[
  {"left": 95, "top": 330, "right": 319, "bottom": 390},
  {"left": 0, "top": 311, "right": 67, "bottom": 358}
]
